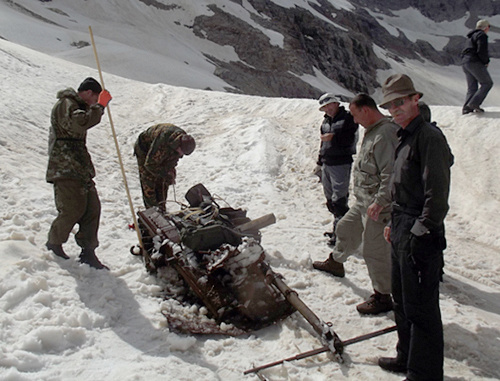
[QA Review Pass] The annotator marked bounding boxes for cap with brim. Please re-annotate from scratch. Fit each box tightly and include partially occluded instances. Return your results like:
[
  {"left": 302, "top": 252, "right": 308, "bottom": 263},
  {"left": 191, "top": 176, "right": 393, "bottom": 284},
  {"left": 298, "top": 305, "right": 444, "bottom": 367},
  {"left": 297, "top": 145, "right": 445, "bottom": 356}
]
[
  {"left": 380, "top": 74, "right": 423, "bottom": 108},
  {"left": 318, "top": 93, "right": 340, "bottom": 110}
]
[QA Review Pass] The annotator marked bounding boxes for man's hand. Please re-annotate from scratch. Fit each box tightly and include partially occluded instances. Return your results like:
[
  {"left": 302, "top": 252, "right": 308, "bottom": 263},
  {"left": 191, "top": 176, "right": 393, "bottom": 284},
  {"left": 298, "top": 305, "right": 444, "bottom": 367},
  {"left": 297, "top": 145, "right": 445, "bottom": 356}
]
[
  {"left": 320, "top": 133, "right": 334, "bottom": 142},
  {"left": 367, "top": 202, "right": 384, "bottom": 221},
  {"left": 98, "top": 90, "right": 112, "bottom": 107}
]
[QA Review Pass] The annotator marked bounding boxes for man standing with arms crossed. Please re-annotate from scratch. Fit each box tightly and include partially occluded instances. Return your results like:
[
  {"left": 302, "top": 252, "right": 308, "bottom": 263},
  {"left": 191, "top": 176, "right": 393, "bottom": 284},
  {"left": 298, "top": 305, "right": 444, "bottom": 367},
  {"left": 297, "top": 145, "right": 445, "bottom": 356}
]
[
  {"left": 314, "top": 94, "right": 398, "bottom": 315},
  {"left": 378, "top": 74, "right": 453, "bottom": 381},
  {"left": 315, "top": 93, "right": 358, "bottom": 246}
]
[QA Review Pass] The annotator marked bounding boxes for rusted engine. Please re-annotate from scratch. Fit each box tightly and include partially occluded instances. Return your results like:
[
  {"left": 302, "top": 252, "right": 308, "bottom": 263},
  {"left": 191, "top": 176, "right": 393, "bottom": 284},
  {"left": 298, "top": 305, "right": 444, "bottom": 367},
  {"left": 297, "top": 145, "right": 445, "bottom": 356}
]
[{"left": 135, "top": 184, "right": 295, "bottom": 334}]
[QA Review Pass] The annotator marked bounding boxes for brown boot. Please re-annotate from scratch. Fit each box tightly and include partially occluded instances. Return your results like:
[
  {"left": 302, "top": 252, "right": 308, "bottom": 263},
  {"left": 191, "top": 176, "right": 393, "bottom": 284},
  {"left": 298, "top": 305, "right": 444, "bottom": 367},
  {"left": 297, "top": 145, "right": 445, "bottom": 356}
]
[
  {"left": 313, "top": 254, "right": 345, "bottom": 277},
  {"left": 356, "top": 291, "right": 393, "bottom": 315}
]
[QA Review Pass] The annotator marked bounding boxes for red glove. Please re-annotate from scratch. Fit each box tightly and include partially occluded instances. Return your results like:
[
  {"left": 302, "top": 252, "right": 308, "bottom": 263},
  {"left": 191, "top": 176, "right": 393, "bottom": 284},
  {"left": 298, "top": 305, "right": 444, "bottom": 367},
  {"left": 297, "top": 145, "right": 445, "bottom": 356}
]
[{"left": 98, "top": 90, "right": 112, "bottom": 107}]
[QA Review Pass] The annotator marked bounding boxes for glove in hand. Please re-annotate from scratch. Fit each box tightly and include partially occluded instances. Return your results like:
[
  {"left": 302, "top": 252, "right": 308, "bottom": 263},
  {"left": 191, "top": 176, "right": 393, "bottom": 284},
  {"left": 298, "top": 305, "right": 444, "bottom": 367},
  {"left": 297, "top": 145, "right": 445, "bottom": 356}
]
[{"left": 98, "top": 90, "right": 112, "bottom": 107}]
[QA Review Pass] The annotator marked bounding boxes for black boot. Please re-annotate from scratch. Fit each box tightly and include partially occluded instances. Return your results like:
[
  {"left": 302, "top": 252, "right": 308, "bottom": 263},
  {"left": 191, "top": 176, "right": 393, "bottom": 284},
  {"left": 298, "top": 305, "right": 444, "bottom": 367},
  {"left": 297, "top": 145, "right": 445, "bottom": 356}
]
[
  {"left": 378, "top": 356, "right": 407, "bottom": 373},
  {"left": 46, "top": 242, "right": 69, "bottom": 260},
  {"left": 79, "top": 248, "right": 109, "bottom": 270}
]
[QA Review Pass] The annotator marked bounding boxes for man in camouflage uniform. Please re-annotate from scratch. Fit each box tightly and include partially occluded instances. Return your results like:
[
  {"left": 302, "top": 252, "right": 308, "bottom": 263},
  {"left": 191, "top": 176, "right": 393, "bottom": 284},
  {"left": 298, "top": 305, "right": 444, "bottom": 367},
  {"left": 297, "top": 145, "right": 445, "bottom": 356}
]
[
  {"left": 134, "top": 123, "right": 196, "bottom": 209},
  {"left": 46, "top": 77, "right": 112, "bottom": 269}
]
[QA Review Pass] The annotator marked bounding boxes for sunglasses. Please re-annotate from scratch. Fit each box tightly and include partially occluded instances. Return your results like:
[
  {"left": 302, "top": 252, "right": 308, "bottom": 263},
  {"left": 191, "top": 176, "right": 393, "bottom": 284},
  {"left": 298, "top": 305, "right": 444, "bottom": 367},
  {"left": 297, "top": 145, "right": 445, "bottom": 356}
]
[{"left": 381, "top": 96, "right": 413, "bottom": 110}]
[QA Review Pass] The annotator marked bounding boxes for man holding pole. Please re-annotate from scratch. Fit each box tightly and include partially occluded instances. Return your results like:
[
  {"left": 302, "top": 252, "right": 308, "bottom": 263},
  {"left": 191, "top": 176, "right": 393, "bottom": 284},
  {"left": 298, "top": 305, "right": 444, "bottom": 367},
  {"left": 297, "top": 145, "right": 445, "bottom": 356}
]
[{"left": 45, "top": 77, "right": 112, "bottom": 270}]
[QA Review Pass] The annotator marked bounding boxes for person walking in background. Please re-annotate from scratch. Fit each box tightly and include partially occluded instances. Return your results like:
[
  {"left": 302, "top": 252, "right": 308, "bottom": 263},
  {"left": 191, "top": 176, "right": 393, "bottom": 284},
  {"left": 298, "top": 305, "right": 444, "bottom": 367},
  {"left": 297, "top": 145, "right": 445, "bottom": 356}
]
[
  {"left": 378, "top": 74, "right": 453, "bottom": 381},
  {"left": 313, "top": 94, "right": 398, "bottom": 315},
  {"left": 134, "top": 123, "right": 195, "bottom": 210},
  {"left": 46, "top": 77, "right": 112, "bottom": 270},
  {"left": 461, "top": 19, "right": 493, "bottom": 114},
  {"left": 315, "top": 93, "right": 358, "bottom": 246}
]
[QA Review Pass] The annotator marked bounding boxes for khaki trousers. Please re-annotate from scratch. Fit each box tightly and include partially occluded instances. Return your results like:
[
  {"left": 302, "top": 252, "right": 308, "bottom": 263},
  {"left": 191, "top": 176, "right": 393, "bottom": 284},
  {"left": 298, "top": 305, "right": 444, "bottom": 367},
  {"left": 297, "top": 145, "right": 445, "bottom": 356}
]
[
  {"left": 331, "top": 202, "right": 392, "bottom": 294},
  {"left": 47, "top": 179, "right": 100, "bottom": 250}
]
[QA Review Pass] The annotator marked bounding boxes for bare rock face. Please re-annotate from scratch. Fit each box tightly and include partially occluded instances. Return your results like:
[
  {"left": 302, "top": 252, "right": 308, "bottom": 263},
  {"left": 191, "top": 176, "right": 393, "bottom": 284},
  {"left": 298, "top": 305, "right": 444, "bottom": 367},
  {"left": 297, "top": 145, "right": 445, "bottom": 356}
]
[
  {"left": 167, "top": 0, "right": 500, "bottom": 98},
  {"left": 193, "top": 3, "right": 388, "bottom": 98}
]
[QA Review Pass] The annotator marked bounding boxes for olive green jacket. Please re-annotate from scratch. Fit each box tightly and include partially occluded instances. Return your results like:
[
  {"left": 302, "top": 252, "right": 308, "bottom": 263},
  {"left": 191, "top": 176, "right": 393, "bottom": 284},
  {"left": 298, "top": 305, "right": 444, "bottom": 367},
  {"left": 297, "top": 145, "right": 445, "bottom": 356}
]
[{"left": 46, "top": 88, "right": 104, "bottom": 183}]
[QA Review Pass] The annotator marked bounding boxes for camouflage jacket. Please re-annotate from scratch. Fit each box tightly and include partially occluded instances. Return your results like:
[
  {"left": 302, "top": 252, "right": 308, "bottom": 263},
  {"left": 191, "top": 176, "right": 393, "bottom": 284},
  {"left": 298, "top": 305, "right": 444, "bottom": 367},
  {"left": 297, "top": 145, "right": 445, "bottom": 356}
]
[
  {"left": 46, "top": 88, "right": 104, "bottom": 183},
  {"left": 134, "top": 123, "right": 187, "bottom": 181}
]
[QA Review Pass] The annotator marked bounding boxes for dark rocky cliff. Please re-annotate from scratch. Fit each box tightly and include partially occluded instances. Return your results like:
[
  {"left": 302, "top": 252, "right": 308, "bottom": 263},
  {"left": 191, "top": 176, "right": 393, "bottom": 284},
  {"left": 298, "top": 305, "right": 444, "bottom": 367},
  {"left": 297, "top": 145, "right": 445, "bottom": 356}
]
[{"left": 185, "top": 0, "right": 500, "bottom": 98}]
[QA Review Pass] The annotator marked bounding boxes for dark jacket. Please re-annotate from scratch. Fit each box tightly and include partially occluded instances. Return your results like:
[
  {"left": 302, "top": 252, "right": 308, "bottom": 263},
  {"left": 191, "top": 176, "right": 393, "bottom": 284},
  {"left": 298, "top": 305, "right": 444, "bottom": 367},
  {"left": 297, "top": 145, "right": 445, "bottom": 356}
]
[
  {"left": 391, "top": 115, "right": 454, "bottom": 236},
  {"left": 46, "top": 88, "right": 104, "bottom": 183},
  {"left": 461, "top": 29, "right": 490, "bottom": 65},
  {"left": 317, "top": 106, "right": 358, "bottom": 166}
]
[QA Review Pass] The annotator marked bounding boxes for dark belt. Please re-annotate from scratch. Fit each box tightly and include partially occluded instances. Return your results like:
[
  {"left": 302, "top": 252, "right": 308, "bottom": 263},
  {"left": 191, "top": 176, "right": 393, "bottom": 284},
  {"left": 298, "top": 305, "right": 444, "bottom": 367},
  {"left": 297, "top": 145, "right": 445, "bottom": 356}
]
[{"left": 392, "top": 203, "right": 422, "bottom": 217}]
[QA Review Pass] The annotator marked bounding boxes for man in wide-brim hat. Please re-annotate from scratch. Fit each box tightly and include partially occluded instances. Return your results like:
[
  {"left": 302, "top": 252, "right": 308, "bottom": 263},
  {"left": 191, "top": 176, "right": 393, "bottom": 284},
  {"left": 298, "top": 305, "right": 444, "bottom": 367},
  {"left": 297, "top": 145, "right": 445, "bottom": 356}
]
[{"left": 377, "top": 73, "right": 454, "bottom": 381}]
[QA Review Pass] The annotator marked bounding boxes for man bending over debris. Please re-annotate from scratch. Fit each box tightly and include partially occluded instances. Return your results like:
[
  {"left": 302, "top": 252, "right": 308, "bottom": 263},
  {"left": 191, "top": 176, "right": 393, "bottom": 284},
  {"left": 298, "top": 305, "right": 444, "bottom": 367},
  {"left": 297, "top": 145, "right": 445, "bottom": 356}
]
[{"left": 134, "top": 123, "right": 195, "bottom": 209}]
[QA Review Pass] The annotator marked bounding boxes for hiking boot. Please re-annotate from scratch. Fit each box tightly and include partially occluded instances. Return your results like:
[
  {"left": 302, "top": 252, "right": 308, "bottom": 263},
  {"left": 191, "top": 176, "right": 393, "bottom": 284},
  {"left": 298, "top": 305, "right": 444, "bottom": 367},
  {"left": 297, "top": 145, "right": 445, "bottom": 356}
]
[
  {"left": 79, "top": 248, "right": 109, "bottom": 270},
  {"left": 378, "top": 356, "right": 407, "bottom": 373},
  {"left": 473, "top": 107, "right": 485, "bottom": 113},
  {"left": 313, "top": 254, "right": 345, "bottom": 277},
  {"left": 356, "top": 291, "right": 393, "bottom": 315},
  {"left": 462, "top": 106, "right": 473, "bottom": 115},
  {"left": 46, "top": 242, "right": 69, "bottom": 260}
]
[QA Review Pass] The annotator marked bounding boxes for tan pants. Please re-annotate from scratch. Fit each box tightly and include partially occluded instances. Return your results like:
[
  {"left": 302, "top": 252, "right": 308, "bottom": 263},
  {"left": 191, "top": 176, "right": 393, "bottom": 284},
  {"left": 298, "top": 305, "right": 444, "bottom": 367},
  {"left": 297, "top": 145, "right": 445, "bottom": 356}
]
[
  {"left": 47, "top": 179, "right": 100, "bottom": 250},
  {"left": 331, "top": 202, "right": 392, "bottom": 294}
]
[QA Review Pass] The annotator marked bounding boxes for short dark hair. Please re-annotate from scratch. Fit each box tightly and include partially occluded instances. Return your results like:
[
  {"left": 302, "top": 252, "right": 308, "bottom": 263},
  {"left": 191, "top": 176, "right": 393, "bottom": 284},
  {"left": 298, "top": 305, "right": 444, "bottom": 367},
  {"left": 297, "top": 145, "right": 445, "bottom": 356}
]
[
  {"left": 350, "top": 93, "right": 377, "bottom": 110},
  {"left": 78, "top": 77, "right": 102, "bottom": 94}
]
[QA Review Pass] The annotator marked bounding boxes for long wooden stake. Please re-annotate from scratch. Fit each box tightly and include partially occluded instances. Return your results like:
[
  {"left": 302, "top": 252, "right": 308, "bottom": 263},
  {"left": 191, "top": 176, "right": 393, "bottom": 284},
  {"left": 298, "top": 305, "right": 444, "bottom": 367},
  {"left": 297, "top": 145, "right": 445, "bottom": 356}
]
[{"left": 88, "top": 26, "right": 143, "bottom": 251}]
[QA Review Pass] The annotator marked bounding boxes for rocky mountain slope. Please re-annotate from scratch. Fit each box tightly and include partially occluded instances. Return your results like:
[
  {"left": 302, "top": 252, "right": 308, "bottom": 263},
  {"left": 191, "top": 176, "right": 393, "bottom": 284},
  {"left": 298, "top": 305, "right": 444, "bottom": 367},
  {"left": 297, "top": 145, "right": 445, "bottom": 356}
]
[{"left": 1, "top": 0, "right": 499, "bottom": 102}]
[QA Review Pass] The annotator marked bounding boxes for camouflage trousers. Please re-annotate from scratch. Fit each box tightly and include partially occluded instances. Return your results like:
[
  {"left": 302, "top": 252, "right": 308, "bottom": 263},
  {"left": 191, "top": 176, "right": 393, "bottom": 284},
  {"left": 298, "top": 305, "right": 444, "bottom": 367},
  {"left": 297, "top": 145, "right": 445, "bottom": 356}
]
[
  {"left": 137, "top": 164, "right": 170, "bottom": 209},
  {"left": 47, "top": 179, "right": 100, "bottom": 250}
]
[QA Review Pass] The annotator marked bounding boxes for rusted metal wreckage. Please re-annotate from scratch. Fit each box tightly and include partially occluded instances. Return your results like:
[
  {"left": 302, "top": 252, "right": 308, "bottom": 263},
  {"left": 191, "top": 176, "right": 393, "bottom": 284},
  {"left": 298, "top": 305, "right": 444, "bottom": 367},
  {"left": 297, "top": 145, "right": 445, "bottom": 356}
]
[{"left": 133, "top": 184, "right": 396, "bottom": 377}]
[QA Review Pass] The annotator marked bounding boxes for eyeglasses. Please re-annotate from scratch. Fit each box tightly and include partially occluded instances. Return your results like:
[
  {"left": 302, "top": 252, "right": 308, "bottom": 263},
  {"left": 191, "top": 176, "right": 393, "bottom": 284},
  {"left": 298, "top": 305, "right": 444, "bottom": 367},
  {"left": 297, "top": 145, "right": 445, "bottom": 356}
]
[{"left": 381, "top": 96, "right": 410, "bottom": 109}]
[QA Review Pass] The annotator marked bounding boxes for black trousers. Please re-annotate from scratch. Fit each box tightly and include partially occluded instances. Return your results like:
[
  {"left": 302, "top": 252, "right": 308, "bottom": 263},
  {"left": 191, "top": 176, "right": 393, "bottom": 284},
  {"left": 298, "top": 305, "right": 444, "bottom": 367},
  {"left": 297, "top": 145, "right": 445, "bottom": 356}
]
[{"left": 390, "top": 212, "right": 444, "bottom": 381}]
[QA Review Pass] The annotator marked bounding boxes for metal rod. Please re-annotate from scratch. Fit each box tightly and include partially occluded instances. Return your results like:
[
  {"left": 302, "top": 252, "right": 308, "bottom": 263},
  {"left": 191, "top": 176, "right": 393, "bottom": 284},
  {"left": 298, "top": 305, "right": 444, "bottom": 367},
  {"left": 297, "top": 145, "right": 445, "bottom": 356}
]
[{"left": 244, "top": 324, "right": 397, "bottom": 375}]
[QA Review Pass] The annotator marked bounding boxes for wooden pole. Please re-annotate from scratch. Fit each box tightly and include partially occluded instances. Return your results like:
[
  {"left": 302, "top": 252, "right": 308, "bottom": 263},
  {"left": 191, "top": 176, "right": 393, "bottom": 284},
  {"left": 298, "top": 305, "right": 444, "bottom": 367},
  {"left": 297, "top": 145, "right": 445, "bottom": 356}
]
[{"left": 88, "top": 26, "right": 143, "bottom": 251}]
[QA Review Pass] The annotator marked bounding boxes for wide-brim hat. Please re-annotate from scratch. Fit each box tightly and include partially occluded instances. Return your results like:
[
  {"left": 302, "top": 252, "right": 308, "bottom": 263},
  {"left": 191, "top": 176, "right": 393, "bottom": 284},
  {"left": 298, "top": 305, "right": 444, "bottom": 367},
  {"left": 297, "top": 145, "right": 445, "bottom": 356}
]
[
  {"left": 318, "top": 93, "right": 341, "bottom": 110},
  {"left": 380, "top": 74, "right": 423, "bottom": 108}
]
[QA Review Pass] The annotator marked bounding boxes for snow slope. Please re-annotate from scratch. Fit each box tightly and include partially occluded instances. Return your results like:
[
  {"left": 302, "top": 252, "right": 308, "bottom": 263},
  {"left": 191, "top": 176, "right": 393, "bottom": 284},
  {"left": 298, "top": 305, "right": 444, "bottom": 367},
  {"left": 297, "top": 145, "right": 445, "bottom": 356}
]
[{"left": 0, "top": 36, "right": 500, "bottom": 381}]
